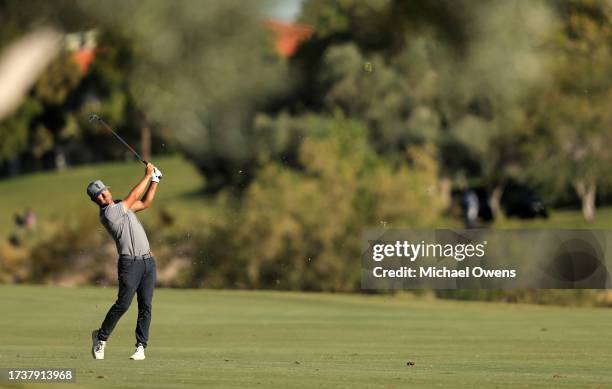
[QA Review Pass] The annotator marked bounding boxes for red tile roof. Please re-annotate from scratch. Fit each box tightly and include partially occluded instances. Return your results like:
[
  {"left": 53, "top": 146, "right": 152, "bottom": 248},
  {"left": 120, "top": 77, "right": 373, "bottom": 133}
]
[{"left": 265, "top": 19, "right": 314, "bottom": 58}]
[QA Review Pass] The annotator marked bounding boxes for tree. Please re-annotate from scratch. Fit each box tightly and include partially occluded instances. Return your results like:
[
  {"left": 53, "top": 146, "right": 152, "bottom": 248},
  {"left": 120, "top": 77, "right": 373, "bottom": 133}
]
[
  {"left": 0, "top": 97, "right": 41, "bottom": 170},
  {"left": 233, "top": 113, "right": 443, "bottom": 290},
  {"left": 296, "top": 0, "right": 558, "bottom": 217},
  {"left": 0, "top": 1, "right": 145, "bottom": 174},
  {"left": 2, "top": 1, "right": 276, "bottom": 177},
  {"left": 74, "top": 0, "right": 290, "bottom": 191},
  {"left": 529, "top": 0, "right": 612, "bottom": 221}
]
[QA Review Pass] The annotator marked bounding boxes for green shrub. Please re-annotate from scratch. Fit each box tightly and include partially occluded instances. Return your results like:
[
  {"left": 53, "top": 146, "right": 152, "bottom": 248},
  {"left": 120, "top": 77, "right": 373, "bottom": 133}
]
[{"left": 188, "top": 114, "right": 444, "bottom": 291}]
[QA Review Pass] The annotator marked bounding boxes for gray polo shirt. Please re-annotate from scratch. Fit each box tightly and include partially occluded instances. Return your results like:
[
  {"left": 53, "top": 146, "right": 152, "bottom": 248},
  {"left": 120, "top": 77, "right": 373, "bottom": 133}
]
[{"left": 100, "top": 201, "right": 150, "bottom": 257}]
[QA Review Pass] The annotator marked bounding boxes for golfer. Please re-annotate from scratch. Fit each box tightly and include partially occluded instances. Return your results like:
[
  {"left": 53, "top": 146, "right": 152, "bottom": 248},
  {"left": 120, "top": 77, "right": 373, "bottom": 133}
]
[{"left": 87, "top": 162, "right": 162, "bottom": 360}]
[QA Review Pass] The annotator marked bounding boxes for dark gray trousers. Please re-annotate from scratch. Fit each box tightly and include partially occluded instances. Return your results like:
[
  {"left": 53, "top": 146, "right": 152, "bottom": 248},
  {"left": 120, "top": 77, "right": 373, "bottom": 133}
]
[{"left": 97, "top": 256, "right": 156, "bottom": 347}]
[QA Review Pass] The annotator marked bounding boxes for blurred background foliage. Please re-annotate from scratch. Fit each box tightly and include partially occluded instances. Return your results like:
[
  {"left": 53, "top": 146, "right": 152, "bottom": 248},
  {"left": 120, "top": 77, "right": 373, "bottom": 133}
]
[{"left": 1, "top": 0, "right": 612, "bottom": 303}]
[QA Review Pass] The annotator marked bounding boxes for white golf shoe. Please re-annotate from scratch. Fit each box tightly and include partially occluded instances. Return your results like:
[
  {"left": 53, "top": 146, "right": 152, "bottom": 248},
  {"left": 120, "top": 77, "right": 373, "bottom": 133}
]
[
  {"left": 91, "top": 330, "right": 106, "bottom": 360},
  {"left": 130, "top": 344, "right": 146, "bottom": 360}
]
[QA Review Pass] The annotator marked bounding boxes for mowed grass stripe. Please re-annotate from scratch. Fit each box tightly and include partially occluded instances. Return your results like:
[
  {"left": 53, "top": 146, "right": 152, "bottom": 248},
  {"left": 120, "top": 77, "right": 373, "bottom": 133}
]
[{"left": 0, "top": 285, "right": 610, "bottom": 388}]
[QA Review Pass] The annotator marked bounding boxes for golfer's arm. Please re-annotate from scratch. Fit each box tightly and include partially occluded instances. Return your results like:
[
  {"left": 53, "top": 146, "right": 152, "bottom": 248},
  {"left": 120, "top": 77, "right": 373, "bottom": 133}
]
[
  {"left": 122, "top": 174, "right": 152, "bottom": 212},
  {"left": 131, "top": 182, "right": 158, "bottom": 212}
]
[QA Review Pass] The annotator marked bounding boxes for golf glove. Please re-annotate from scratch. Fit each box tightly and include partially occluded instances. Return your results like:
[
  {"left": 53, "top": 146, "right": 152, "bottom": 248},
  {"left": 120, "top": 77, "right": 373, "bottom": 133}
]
[{"left": 152, "top": 167, "right": 163, "bottom": 183}]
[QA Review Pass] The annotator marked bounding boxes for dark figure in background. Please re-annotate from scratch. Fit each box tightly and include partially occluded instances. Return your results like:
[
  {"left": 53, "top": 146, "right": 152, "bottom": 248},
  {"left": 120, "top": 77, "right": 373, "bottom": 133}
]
[
  {"left": 462, "top": 189, "right": 479, "bottom": 229},
  {"left": 14, "top": 212, "right": 24, "bottom": 227},
  {"left": 9, "top": 208, "right": 37, "bottom": 246}
]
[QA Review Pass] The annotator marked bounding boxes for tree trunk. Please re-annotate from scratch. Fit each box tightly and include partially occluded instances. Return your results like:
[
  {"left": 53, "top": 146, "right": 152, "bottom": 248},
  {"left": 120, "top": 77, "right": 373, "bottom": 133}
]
[
  {"left": 141, "top": 122, "right": 151, "bottom": 162},
  {"left": 439, "top": 176, "right": 452, "bottom": 213},
  {"left": 574, "top": 180, "right": 596, "bottom": 222},
  {"left": 489, "top": 183, "right": 504, "bottom": 218}
]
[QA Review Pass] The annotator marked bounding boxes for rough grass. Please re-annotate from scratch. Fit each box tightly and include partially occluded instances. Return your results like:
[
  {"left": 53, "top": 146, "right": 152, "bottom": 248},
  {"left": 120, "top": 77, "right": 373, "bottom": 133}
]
[{"left": 0, "top": 285, "right": 611, "bottom": 388}]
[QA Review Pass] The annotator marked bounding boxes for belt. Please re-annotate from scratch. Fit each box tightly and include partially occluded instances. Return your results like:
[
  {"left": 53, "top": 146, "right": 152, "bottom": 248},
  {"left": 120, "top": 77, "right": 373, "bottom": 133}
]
[{"left": 119, "top": 251, "right": 153, "bottom": 260}]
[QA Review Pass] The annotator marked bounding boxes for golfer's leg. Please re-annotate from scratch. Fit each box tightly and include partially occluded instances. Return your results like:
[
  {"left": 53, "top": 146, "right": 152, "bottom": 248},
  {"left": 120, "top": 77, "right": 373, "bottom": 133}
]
[
  {"left": 135, "top": 258, "right": 156, "bottom": 347},
  {"left": 98, "top": 260, "right": 142, "bottom": 341}
]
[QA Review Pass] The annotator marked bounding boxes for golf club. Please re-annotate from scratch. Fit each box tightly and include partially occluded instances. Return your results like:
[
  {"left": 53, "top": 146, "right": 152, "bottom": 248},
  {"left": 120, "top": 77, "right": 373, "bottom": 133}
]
[{"left": 89, "top": 114, "right": 148, "bottom": 165}]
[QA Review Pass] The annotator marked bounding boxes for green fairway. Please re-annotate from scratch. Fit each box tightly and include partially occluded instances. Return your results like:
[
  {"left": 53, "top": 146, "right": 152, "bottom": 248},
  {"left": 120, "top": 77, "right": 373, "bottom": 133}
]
[{"left": 0, "top": 285, "right": 610, "bottom": 388}]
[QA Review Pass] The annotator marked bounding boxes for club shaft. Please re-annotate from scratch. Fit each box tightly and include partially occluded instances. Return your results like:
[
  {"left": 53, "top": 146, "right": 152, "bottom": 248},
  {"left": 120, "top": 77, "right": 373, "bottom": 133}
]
[{"left": 98, "top": 119, "right": 148, "bottom": 165}]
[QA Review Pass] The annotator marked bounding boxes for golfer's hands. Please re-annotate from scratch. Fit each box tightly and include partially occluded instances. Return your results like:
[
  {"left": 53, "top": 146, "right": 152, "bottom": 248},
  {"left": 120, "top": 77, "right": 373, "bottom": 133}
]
[
  {"left": 152, "top": 167, "right": 163, "bottom": 183},
  {"left": 145, "top": 163, "right": 155, "bottom": 177}
]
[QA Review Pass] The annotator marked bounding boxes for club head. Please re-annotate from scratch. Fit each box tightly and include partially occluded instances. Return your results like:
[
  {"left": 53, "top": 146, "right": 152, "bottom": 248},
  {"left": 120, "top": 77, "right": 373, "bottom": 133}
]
[{"left": 88, "top": 114, "right": 100, "bottom": 123}]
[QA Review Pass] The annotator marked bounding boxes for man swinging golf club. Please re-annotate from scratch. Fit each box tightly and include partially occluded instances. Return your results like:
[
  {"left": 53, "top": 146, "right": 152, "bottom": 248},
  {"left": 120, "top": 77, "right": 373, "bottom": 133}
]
[{"left": 88, "top": 162, "right": 162, "bottom": 360}]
